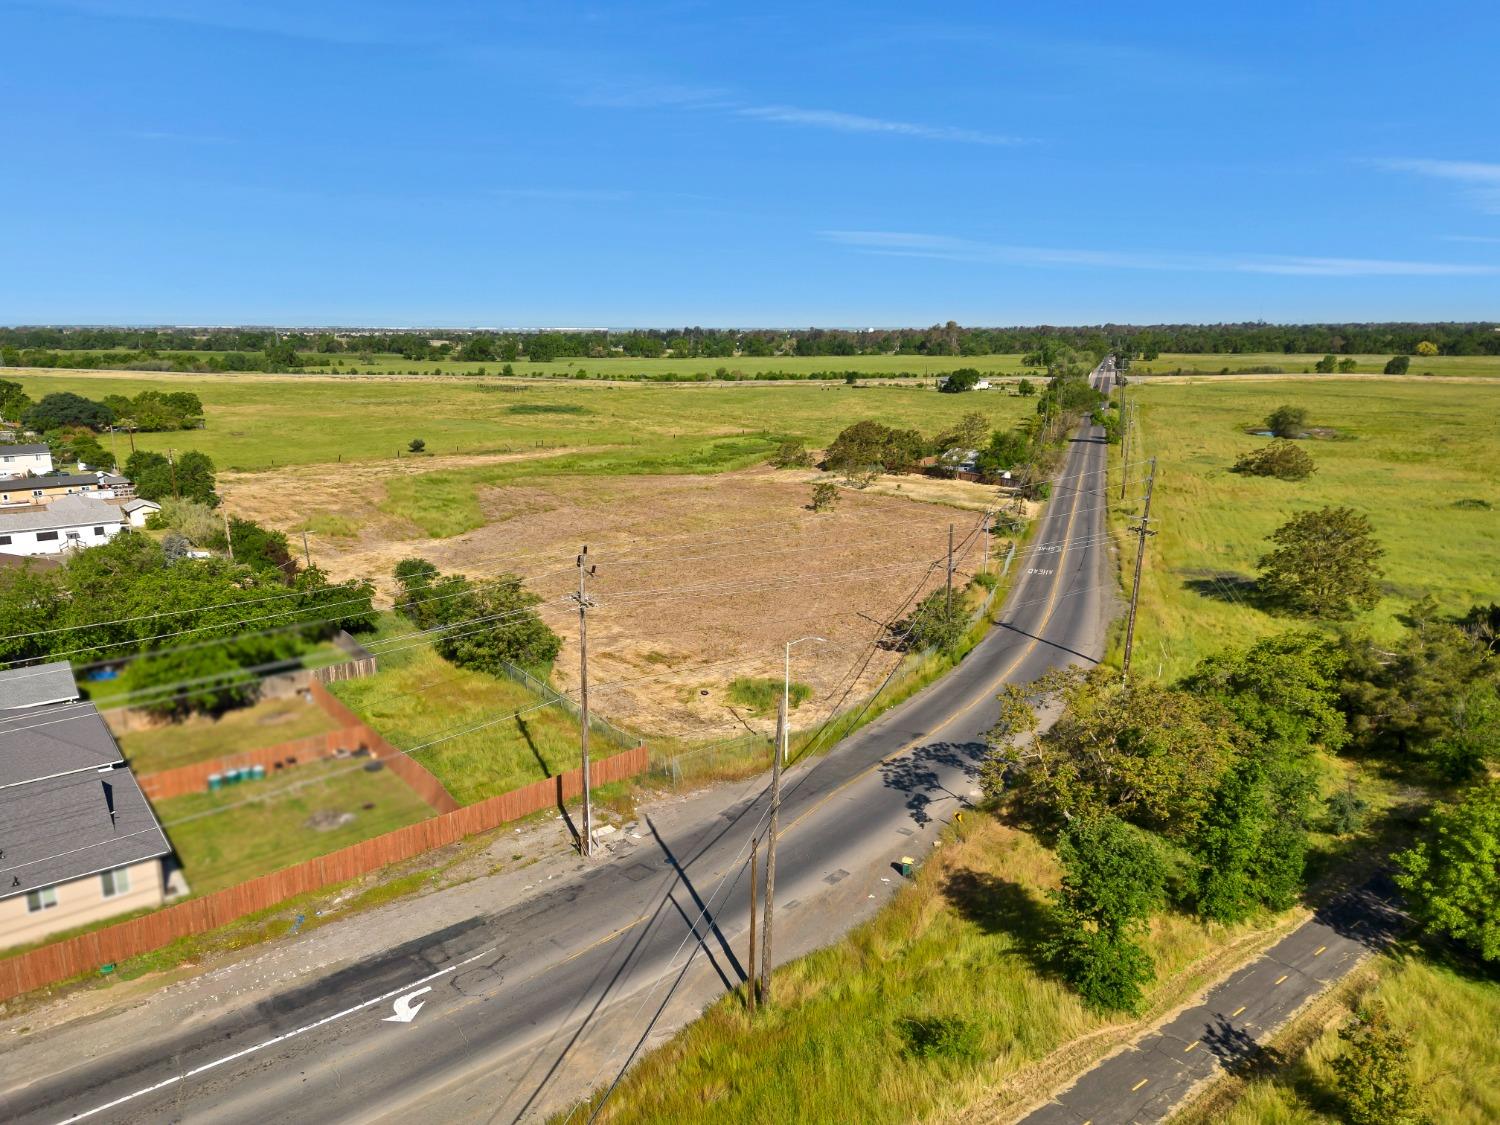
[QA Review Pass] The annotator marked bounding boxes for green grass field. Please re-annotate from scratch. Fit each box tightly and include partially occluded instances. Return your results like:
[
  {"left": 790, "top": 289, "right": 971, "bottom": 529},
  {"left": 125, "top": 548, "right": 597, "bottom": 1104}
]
[
  {"left": 114, "top": 695, "right": 339, "bottom": 774},
  {"left": 326, "top": 636, "right": 624, "bottom": 806},
  {"left": 1183, "top": 950, "right": 1500, "bottom": 1125},
  {"left": 1138, "top": 352, "right": 1500, "bottom": 377},
  {"left": 10, "top": 372, "right": 1031, "bottom": 474},
  {"left": 156, "top": 758, "right": 435, "bottom": 895},
  {"left": 1124, "top": 378, "right": 1500, "bottom": 681}
]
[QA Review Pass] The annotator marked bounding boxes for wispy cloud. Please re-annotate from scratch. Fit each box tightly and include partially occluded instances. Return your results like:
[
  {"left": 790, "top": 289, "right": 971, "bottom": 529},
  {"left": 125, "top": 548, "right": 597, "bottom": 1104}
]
[
  {"left": 571, "top": 80, "right": 732, "bottom": 110},
  {"left": 1442, "top": 234, "right": 1500, "bottom": 245},
  {"left": 1375, "top": 158, "right": 1500, "bottom": 213},
  {"left": 821, "top": 231, "right": 1500, "bottom": 277},
  {"left": 736, "top": 105, "right": 1023, "bottom": 146}
]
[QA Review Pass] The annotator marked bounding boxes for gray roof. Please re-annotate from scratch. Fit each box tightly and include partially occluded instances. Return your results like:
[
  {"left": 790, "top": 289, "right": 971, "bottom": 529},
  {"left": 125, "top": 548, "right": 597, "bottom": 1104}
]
[
  {"left": 0, "top": 660, "right": 80, "bottom": 712},
  {"left": 0, "top": 495, "right": 124, "bottom": 532},
  {"left": 0, "top": 473, "right": 106, "bottom": 491},
  {"left": 0, "top": 444, "right": 51, "bottom": 457},
  {"left": 0, "top": 767, "right": 170, "bottom": 900},
  {"left": 122, "top": 498, "right": 161, "bottom": 513},
  {"left": 0, "top": 700, "right": 122, "bottom": 788}
]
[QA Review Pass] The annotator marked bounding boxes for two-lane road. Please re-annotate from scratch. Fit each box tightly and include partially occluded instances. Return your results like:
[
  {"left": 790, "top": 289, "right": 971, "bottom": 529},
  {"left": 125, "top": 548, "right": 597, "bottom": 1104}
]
[{"left": 2, "top": 365, "right": 1119, "bottom": 1124}]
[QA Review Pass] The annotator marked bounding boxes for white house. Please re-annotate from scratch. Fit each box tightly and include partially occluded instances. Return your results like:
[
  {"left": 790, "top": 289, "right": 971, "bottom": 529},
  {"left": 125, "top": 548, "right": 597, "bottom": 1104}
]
[
  {"left": 121, "top": 498, "right": 161, "bottom": 528},
  {"left": 0, "top": 471, "right": 132, "bottom": 508},
  {"left": 0, "top": 495, "right": 126, "bottom": 557},
  {"left": 0, "top": 444, "right": 54, "bottom": 479}
]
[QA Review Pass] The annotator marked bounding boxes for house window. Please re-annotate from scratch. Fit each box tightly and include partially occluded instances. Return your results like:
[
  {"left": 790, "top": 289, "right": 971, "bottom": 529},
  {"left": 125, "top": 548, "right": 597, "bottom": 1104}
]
[
  {"left": 31, "top": 489, "right": 43, "bottom": 497},
  {"left": 2, "top": 455, "right": 12, "bottom": 462},
  {"left": 26, "top": 886, "right": 58, "bottom": 912},
  {"left": 36, "top": 531, "right": 59, "bottom": 541},
  {"left": 100, "top": 868, "right": 131, "bottom": 898},
  {"left": 66, "top": 531, "right": 81, "bottom": 540},
  {"left": 94, "top": 526, "right": 106, "bottom": 535},
  {"left": 0, "top": 536, "right": 9, "bottom": 545}
]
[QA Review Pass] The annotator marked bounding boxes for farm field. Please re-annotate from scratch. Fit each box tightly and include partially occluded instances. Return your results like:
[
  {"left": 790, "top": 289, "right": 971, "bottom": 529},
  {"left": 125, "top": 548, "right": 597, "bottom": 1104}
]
[
  {"left": 1137, "top": 352, "right": 1500, "bottom": 378},
  {"left": 155, "top": 758, "right": 435, "bottom": 896},
  {"left": 274, "top": 467, "right": 992, "bottom": 739},
  {"left": 1125, "top": 378, "right": 1500, "bottom": 681},
  {"left": 8, "top": 371, "right": 1030, "bottom": 472},
  {"left": 21, "top": 351, "right": 1034, "bottom": 380},
  {"left": 110, "top": 695, "right": 339, "bottom": 774}
]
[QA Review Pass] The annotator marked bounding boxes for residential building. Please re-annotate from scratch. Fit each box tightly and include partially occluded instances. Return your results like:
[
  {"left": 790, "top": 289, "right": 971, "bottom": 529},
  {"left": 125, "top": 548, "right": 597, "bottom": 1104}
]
[
  {"left": 0, "top": 472, "right": 131, "bottom": 508},
  {"left": 0, "top": 662, "right": 172, "bottom": 948},
  {"left": 0, "top": 444, "right": 54, "bottom": 479},
  {"left": 0, "top": 495, "right": 126, "bottom": 557},
  {"left": 121, "top": 497, "right": 162, "bottom": 528}
]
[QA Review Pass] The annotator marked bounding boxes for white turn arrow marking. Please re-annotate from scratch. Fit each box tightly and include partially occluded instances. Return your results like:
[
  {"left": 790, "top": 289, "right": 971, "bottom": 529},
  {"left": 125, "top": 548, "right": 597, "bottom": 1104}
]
[{"left": 382, "top": 986, "right": 432, "bottom": 1023}]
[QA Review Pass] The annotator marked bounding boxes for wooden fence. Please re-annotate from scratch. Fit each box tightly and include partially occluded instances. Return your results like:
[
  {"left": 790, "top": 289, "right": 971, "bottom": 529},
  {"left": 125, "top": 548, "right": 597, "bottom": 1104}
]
[
  {"left": 0, "top": 744, "right": 648, "bottom": 1003},
  {"left": 137, "top": 726, "right": 373, "bottom": 802},
  {"left": 307, "top": 682, "right": 459, "bottom": 813}
]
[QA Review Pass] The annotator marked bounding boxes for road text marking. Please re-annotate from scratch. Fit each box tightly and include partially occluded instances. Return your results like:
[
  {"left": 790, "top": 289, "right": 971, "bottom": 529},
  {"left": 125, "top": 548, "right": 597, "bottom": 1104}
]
[{"left": 60, "top": 946, "right": 496, "bottom": 1122}]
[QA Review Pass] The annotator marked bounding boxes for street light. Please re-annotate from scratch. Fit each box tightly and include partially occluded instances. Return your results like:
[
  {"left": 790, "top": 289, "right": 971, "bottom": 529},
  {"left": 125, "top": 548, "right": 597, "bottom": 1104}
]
[{"left": 783, "top": 635, "right": 826, "bottom": 765}]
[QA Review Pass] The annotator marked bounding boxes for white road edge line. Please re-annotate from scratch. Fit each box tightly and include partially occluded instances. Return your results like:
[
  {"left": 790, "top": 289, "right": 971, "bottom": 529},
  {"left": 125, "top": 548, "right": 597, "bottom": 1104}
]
[{"left": 57, "top": 946, "right": 497, "bottom": 1124}]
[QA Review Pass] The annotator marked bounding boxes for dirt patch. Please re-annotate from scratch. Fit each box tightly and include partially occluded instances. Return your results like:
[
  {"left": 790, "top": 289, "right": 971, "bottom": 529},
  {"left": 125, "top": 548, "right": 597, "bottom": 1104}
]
[{"left": 221, "top": 462, "right": 1009, "bottom": 738}]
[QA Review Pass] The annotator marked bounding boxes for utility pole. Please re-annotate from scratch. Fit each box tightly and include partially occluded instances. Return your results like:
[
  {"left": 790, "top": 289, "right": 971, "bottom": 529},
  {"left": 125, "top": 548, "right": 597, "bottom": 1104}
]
[
  {"left": 168, "top": 448, "right": 179, "bottom": 499},
  {"left": 980, "top": 513, "right": 990, "bottom": 574},
  {"left": 572, "top": 545, "right": 596, "bottom": 857},
  {"left": 1121, "top": 457, "right": 1158, "bottom": 681},
  {"left": 759, "top": 695, "right": 785, "bottom": 1006},
  {"left": 747, "top": 836, "right": 759, "bottom": 1014},
  {"left": 1118, "top": 385, "right": 1130, "bottom": 501},
  {"left": 945, "top": 523, "right": 955, "bottom": 616},
  {"left": 301, "top": 530, "right": 312, "bottom": 567},
  {"left": 223, "top": 510, "right": 234, "bottom": 562}
]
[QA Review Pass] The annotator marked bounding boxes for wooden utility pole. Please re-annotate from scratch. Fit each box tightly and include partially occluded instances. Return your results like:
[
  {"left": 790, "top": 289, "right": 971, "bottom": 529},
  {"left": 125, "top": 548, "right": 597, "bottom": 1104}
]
[
  {"left": 168, "top": 448, "right": 179, "bottom": 499},
  {"left": 980, "top": 513, "right": 990, "bottom": 574},
  {"left": 1118, "top": 385, "right": 1130, "bottom": 501},
  {"left": 223, "top": 511, "right": 234, "bottom": 562},
  {"left": 759, "top": 696, "right": 786, "bottom": 1006},
  {"left": 572, "top": 546, "right": 596, "bottom": 857},
  {"left": 301, "top": 530, "right": 312, "bottom": 567},
  {"left": 747, "top": 836, "right": 759, "bottom": 1013},
  {"left": 1121, "top": 457, "right": 1158, "bottom": 681},
  {"left": 945, "top": 523, "right": 955, "bottom": 616}
]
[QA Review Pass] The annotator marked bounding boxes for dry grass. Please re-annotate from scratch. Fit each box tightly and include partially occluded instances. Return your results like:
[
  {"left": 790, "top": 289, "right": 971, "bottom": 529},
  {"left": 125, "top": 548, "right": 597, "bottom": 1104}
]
[{"left": 110, "top": 695, "right": 339, "bottom": 773}]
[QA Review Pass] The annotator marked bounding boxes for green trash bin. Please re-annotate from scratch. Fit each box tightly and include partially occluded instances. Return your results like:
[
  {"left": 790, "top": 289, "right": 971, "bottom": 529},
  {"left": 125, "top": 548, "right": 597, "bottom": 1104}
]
[{"left": 899, "top": 856, "right": 915, "bottom": 878}]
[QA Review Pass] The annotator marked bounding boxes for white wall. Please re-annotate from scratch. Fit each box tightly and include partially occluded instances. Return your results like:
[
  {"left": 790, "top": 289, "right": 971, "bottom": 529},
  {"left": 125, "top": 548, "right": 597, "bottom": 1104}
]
[
  {"left": 0, "top": 522, "right": 124, "bottom": 556},
  {"left": 0, "top": 450, "right": 54, "bottom": 478}
]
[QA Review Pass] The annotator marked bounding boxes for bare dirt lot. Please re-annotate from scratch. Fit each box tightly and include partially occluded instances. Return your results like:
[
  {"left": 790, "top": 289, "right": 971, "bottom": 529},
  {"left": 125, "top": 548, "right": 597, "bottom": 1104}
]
[{"left": 221, "top": 458, "right": 1002, "bottom": 738}]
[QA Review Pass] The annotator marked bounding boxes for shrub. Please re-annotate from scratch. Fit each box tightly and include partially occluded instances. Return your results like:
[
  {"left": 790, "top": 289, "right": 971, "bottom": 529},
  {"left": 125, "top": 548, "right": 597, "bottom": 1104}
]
[
  {"left": 1384, "top": 354, "right": 1411, "bottom": 375},
  {"left": 727, "top": 676, "right": 811, "bottom": 714},
  {"left": 408, "top": 438, "right": 426, "bottom": 453},
  {"left": 1265, "top": 404, "right": 1307, "bottom": 438},
  {"left": 771, "top": 440, "right": 812, "bottom": 469},
  {"left": 1331, "top": 1003, "right": 1427, "bottom": 1125},
  {"left": 1231, "top": 439, "right": 1316, "bottom": 481},
  {"left": 810, "top": 481, "right": 839, "bottom": 511},
  {"left": 896, "top": 1015, "right": 982, "bottom": 1062}
]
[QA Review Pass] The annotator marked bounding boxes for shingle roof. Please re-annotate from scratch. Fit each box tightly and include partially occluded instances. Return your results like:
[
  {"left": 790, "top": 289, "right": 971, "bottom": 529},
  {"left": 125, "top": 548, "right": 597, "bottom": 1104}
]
[
  {"left": 0, "top": 474, "right": 106, "bottom": 491},
  {"left": 0, "top": 660, "right": 80, "bottom": 712},
  {"left": 0, "top": 495, "right": 124, "bottom": 532},
  {"left": 0, "top": 700, "right": 122, "bottom": 788},
  {"left": 0, "top": 767, "right": 171, "bottom": 900},
  {"left": 121, "top": 498, "right": 161, "bottom": 513},
  {"left": 0, "top": 444, "right": 51, "bottom": 457}
]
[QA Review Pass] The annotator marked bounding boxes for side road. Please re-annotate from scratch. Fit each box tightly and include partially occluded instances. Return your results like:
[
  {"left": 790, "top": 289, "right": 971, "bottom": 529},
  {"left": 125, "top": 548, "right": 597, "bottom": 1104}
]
[{"left": 1015, "top": 878, "right": 1407, "bottom": 1125}]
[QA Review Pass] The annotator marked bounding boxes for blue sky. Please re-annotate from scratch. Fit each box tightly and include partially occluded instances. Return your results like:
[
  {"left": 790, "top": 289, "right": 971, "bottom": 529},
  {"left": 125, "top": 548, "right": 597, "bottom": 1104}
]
[{"left": 3, "top": 0, "right": 1499, "bottom": 326}]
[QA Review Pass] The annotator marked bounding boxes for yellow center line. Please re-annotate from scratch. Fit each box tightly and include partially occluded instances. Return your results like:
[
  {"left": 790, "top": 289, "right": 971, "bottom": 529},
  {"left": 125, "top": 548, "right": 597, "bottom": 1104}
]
[
  {"left": 1314, "top": 945, "right": 1326, "bottom": 956},
  {"left": 1232, "top": 1005, "right": 1246, "bottom": 1017},
  {"left": 782, "top": 436, "right": 1098, "bottom": 838},
  {"left": 1275, "top": 974, "right": 1288, "bottom": 985},
  {"left": 1183, "top": 1041, "right": 1198, "bottom": 1052},
  {"left": 1131, "top": 1078, "right": 1149, "bottom": 1092}
]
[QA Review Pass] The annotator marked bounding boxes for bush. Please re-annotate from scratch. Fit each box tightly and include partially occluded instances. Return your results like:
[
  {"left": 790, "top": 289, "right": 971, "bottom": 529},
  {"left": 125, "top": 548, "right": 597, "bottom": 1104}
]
[
  {"left": 771, "top": 440, "right": 812, "bottom": 469},
  {"left": 896, "top": 1015, "right": 982, "bottom": 1062},
  {"left": 408, "top": 438, "right": 426, "bottom": 453},
  {"left": 1231, "top": 439, "right": 1316, "bottom": 480},
  {"left": 1265, "top": 404, "right": 1307, "bottom": 438},
  {"left": 938, "top": 368, "right": 982, "bottom": 393},
  {"left": 1384, "top": 354, "right": 1411, "bottom": 375},
  {"left": 1324, "top": 785, "right": 1369, "bottom": 835},
  {"left": 727, "top": 677, "right": 811, "bottom": 713},
  {"left": 149, "top": 498, "right": 221, "bottom": 544},
  {"left": 810, "top": 481, "right": 839, "bottom": 511},
  {"left": 970, "top": 570, "right": 998, "bottom": 591}
]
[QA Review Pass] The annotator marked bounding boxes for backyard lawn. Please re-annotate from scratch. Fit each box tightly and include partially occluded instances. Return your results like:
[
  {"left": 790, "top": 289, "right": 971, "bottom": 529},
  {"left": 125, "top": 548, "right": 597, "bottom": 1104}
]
[
  {"left": 112, "top": 694, "right": 339, "bottom": 774},
  {"left": 156, "top": 758, "right": 434, "bottom": 895},
  {"left": 327, "top": 641, "right": 625, "bottom": 806},
  {"left": 1123, "top": 378, "right": 1500, "bottom": 680}
]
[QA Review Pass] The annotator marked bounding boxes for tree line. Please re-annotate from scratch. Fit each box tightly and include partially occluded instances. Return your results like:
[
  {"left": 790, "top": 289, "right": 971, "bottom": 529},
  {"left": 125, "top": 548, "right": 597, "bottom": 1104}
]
[{"left": 4, "top": 321, "right": 1497, "bottom": 364}]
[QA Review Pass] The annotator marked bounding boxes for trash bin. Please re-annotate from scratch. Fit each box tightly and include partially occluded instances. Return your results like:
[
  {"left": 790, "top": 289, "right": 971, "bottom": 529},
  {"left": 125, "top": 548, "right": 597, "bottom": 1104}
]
[
  {"left": 207, "top": 773, "right": 222, "bottom": 791},
  {"left": 899, "top": 856, "right": 915, "bottom": 878}
]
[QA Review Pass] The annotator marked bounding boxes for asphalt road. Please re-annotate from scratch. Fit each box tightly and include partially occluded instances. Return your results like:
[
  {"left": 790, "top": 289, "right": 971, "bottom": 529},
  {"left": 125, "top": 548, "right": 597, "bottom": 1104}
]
[
  {"left": 1017, "top": 878, "right": 1407, "bottom": 1125},
  {"left": 1, "top": 365, "right": 1118, "bottom": 1125}
]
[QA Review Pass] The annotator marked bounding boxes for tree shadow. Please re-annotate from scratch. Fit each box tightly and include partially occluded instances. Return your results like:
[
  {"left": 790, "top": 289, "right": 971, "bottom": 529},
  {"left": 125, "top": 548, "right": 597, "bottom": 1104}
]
[
  {"left": 943, "top": 867, "right": 1059, "bottom": 979},
  {"left": 877, "top": 739, "right": 987, "bottom": 825},
  {"left": 1182, "top": 571, "right": 1261, "bottom": 607},
  {"left": 1201, "top": 1014, "right": 1286, "bottom": 1077}
]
